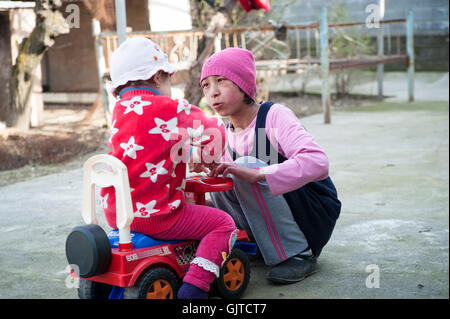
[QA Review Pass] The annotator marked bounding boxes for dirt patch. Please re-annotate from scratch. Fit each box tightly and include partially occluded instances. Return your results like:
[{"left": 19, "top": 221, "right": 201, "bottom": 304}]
[
  {"left": 0, "top": 103, "right": 108, "bottom": 184},
  {"left": 0, "top": 129, "right": 105, "bottom": 170}
]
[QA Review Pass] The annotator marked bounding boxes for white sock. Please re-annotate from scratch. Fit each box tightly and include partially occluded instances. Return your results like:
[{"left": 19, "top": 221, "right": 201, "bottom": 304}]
[{"left": 294, "top": 248, "right": 313, "bottom": 260}]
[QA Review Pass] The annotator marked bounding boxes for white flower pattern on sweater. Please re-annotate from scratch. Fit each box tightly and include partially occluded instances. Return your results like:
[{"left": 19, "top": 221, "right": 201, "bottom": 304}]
[
  {"left": 109, "top": 120, "right": 119, "bottom": 143},
  {"left": 148, "top": 117, "right": 179, "bottom": 141},
  {"left": 139, "top": 160, "right": 168, "bottom": 183},
  {"left": 168, "top": 199, "right": 181, "bottom": 211},
  {"left": 120, "top": 96, "right": 151, "bottom": 115},
  {"left": 120, "top": 136, "right": 144, "bottom": 159},
  {"left": 177, "top": 99, "right": 191, "bottom": 115},
  {"left": 134, "top": 200, "right": 159, "bottom": 218}
]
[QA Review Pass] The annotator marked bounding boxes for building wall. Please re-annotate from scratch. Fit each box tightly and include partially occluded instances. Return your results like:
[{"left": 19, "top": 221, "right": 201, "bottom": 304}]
[
  {"left": 44, "top": 0, "right": 150, "bottom": 93},
  {"left": 44, "top": 2, "right": 97, "bottom": 92},
  {"left": 127, "top": 0, "right": 151, "bottom": 31}
]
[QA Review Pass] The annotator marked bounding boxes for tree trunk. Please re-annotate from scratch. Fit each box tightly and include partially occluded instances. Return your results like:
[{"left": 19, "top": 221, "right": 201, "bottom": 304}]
[
  {"left": 6, "top": 0, "right": 69, "bottom": 130},
  {"left": 184, "top": 0, "right": 237, "bottom": 105},
  {"left": 83, "top": 0, "right": 116, "bottom": 32}
]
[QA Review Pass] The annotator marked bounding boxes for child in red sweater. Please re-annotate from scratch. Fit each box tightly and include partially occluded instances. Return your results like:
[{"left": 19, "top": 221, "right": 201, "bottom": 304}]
[{"left": 100, "top": 37, "right": 237, "bottom": 299}]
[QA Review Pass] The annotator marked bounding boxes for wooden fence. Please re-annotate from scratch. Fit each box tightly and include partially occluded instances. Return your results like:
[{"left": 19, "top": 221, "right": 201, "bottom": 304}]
[{"left": 94, "top": 8, "right": 414, "bottom": 124}]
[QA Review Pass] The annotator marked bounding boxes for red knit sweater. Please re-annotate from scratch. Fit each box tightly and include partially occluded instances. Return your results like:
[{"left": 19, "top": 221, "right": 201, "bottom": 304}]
[{"left": 100, "top": 87, "right": 225, "bottom": 235}]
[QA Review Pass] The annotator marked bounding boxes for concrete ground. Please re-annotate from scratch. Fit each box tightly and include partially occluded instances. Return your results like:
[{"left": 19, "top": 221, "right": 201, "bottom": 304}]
[
  {"left": 247, "top": 101, "right": 449, "bottom": 299},
  {"left": 270, "top": 71, "right": 449, "bottom": 103},
  {"left": 0, "top": 93, "right": 448, "bottom": 298}
]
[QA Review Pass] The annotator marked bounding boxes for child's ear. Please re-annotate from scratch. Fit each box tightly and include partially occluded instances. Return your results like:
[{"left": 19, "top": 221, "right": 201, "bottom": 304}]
[
  {"left": 152, "top": 70, "right": 164, "bottom": 86},
  {"left": 151, "top": 74, "right": 159, "bottom": 86}
]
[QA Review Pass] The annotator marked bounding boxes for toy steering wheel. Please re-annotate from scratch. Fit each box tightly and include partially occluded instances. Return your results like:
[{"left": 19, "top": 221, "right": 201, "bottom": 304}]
[{"left": 185, "top": 176, "right": 233, "bottom": 205}]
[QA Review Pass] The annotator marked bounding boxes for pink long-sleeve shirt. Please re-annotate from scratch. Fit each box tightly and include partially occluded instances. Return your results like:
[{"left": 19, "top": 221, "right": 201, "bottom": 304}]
[{"left": 223, "top": 103, "right": 329, "bottom": 197}]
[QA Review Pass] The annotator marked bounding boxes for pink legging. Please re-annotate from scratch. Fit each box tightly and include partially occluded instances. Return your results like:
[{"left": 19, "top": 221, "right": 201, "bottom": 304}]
[{"left": 152, "top": 204, "right": 237, "bottom": 292}]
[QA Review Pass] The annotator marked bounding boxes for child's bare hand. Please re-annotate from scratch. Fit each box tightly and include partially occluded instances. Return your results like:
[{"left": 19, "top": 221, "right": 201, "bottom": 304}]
[
  {"left": 184, "top": 191, "right": 196, "bottom": 204},
  {"left": 188, "top": 161, "right": 221, "bottom": 174},
  {"left": 188, "top": 163, "right": 209, "bottom": 174},
  {"left": 208, "top": 162, "right": 265, "bottom": 184}
]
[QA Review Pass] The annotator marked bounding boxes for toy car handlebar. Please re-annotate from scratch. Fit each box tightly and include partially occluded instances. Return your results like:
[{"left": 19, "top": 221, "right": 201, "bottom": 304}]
[{"left": 185, "top": 176, "right": 234, "bottom": 193}]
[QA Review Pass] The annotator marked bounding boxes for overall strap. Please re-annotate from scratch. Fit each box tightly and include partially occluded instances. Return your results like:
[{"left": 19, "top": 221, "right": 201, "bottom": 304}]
[
  {"left": 226, "top": 122, "right": 236, "bottom": 161},
  {"left": 255, "top": 101, "right": 274, "bottom": 128},
  {"left": 254, "top": 102, "right": 275, "bottom": 164},
  {"left": 227, "top": 102, "right": 275, "bottom": 162}
]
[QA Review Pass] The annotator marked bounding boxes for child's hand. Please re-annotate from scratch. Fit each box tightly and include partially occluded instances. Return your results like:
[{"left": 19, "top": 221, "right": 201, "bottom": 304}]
[
  {"left": 208, "top": 162, "right": 265, "bottom": 184},
  {"left": 188, "top": 161, "right": 221, "bottom": 174},
  {"left": 188, "top": 163, "right": 209, "bottom": 174},
  {"left": 184, "top": 191, "right": 196, "bottom": 204}
]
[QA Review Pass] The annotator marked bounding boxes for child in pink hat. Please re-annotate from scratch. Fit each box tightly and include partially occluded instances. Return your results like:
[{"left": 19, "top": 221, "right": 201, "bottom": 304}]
[{"left": 199, "top": 47, "right": 341, "bottom": 284}]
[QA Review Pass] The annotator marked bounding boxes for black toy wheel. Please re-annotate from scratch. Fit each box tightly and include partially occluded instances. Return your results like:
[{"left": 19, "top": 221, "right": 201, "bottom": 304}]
[
  {"left": 124, "top": 267, "right": 179, "bottom": 299},
  {"left": 65, "top": 224, "right": 112, "bottom": 278},
  {"left": 78, "top": 278, "right": 113, "bottom": 299},
  {"left": 215, "top": 248, "right": 250, "bottom": 299}
]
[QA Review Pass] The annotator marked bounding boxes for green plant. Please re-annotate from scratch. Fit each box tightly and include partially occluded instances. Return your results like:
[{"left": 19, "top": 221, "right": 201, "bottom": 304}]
[{"left": 328, "top": 3, "right": 376, "bottom": 96}]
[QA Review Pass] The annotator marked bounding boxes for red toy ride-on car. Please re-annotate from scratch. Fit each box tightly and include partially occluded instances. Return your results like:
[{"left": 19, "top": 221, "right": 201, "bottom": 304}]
[{"left": 65, "top": 154, "right": 256, "bottom": 299}]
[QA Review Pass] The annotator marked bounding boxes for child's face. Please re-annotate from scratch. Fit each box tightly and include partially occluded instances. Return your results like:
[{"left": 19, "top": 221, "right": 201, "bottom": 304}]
[{"left": 201, "top": 75, "right": 246, "bottom": 117}]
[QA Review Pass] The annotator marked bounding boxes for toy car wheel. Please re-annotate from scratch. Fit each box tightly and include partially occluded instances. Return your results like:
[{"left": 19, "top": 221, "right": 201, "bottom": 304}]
[
  {"left": 215, "top": 248, "right": 250, "bottom": 299},
  {"left": 124, "top": 267, "right": 179, "bottom": 299},
  {"left": 78, "top": 278, "right": 113, "bottom": 299}
]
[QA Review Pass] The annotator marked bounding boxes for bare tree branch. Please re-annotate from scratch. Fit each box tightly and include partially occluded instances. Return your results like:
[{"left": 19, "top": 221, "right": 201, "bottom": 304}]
[{"left": 183, "top": 0, "right": 237, "bottom": 105}]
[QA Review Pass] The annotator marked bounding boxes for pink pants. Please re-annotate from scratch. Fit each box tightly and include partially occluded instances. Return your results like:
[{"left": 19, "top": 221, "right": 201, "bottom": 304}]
[{"left": 152, "top": 204, "right": 237, "bottom": 292}]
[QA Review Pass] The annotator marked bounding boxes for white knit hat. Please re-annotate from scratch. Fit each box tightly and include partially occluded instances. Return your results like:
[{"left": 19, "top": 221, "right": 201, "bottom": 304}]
[{"left": 109, "top": 36, "right": 177, "bottom": 94}]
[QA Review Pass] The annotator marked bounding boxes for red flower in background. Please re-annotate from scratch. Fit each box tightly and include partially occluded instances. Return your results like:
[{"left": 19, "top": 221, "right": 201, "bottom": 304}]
[{"left": 238, "top": 0, "right": 270, "bottom": 13}]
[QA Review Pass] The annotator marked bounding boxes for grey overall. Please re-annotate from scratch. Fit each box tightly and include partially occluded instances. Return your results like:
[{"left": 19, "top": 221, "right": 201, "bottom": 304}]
[{"left": 211, "top": 156, "right": 309, "bottom": 266}]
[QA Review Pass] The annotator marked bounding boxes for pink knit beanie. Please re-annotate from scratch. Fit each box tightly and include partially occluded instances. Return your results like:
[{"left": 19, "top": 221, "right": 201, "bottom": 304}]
[{"left": 200, "top": 48, "right": 257, "bottom": 100}]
